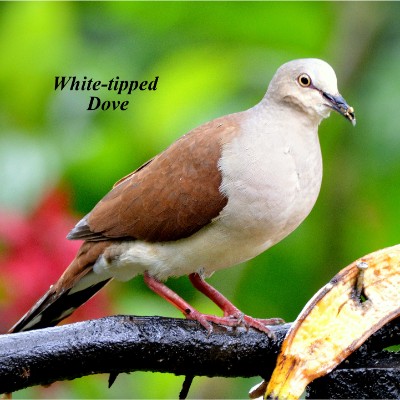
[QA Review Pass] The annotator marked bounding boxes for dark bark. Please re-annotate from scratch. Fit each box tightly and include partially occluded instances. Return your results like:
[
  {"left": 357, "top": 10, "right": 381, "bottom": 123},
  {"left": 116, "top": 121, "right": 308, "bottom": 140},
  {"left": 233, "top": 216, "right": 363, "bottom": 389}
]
[
  {"left": 1, "top": 315, "right": 399, "bottom": 398},
  {"left": 0, "top": 316, "right": 288, "bottom": 393}
]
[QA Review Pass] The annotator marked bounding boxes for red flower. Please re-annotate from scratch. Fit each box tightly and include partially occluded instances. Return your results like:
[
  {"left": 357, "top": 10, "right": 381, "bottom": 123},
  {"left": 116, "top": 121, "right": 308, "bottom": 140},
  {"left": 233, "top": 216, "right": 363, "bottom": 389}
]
[{"left": 0, "top": 188, "right": 111, "bottom": 333}]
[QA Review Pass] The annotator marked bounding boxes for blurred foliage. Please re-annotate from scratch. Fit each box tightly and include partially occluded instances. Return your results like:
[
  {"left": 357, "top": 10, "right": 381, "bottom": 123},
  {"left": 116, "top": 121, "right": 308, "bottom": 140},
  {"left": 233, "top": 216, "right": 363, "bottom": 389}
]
[
  {"left": 0, "top": 188, "right": 112, "bottom": 333},
  {"left": 0, "top": 1, "right": 400, "bottom": 398}
]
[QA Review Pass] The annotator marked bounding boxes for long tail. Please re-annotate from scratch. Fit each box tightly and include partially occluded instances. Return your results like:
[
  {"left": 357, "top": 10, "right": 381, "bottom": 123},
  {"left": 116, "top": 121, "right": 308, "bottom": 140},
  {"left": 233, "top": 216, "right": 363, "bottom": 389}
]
[{"left": 9, "top": 241, "right": 112, "bottom": 333}]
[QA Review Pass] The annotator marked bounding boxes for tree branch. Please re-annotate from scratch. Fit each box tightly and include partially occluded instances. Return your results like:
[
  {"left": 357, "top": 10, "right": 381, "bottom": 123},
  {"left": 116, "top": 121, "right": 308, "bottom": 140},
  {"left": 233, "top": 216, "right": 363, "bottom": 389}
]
[
  {"left": 1, "top": 315, "right": 399, "bottom": 396},
  {"left": 0, "top": 315, "right": 288, "bottom": 393}
]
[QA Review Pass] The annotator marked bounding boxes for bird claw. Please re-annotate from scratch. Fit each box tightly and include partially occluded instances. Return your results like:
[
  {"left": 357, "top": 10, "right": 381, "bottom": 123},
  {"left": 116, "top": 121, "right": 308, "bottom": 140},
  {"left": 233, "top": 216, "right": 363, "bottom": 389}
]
[
  {"left": 185, "top": 308, "right": 283, "bottom": 338},
  {"left": 184, "top": 308, "right": 215, "bottom": 334},
  {"left": 144, "top": 272, "right": 284, "bottom": 338}
]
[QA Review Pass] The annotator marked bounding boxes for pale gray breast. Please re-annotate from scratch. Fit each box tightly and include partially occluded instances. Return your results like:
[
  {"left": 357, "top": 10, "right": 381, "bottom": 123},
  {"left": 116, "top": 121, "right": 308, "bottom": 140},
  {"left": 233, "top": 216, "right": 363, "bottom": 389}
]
[{"left": 218, "top": 113, "right": 323, "bottom": 241}]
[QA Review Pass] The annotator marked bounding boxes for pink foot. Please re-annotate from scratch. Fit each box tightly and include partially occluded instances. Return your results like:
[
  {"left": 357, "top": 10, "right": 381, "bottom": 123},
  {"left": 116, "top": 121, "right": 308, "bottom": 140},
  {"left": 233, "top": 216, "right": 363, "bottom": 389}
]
[
  {"left": 143, "top": 272, "right": 284, "bottom": 337},
  {"left": 184, "top": 308, "right": 283, "bottom": 337},
  {"left": 188, "top": 272, "right": 284, "bottom": 336}
]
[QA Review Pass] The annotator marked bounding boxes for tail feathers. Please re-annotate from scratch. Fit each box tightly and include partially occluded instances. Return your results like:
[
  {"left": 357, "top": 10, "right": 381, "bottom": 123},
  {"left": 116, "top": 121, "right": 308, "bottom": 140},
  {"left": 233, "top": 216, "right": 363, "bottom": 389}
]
[
  {"left": 9, "top": 241, "right": 113, "bottom": 333},
  {"left": 9, "top": 277, "right": 111, "bottom": 333}
]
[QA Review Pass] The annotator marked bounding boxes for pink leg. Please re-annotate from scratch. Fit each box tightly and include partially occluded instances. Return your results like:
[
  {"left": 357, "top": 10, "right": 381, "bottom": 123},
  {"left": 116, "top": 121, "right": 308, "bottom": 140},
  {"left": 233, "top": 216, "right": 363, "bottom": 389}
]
[
  {"left": 144, "top": 272, "right": 242, "bottom": 333},
  {"left": 189, "top": 272, "right": 284, "bottom": 334},
  {"left": 143, "top": 272, "right": 283, "bottom": 336}
]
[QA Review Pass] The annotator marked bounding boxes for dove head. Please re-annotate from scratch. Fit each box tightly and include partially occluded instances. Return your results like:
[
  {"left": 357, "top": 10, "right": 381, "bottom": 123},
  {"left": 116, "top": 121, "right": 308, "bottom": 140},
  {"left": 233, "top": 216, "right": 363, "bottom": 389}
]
[{"left": 266, "top": 58, "right": 356, "bottom": 125}]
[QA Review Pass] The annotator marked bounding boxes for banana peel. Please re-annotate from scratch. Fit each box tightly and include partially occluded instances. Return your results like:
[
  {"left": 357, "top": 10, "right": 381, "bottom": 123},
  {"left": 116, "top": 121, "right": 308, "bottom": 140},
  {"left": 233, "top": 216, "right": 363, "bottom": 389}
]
[{"left": 251, "top": 244, "right": 400, "bottom": 400}]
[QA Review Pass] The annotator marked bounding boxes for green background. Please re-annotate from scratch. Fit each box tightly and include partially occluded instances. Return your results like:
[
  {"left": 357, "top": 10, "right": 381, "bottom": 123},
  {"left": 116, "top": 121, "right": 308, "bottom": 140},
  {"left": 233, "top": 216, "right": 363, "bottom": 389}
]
[{"left": 1, "top": 1, "right": 399, "bottom": 398}]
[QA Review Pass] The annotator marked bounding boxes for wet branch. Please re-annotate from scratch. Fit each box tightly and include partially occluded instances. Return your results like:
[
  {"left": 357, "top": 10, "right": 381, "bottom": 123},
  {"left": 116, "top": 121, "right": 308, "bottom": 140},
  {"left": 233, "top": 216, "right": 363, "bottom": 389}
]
[{"left": 0, "top": 315, "right": 399, "bottom": 397}]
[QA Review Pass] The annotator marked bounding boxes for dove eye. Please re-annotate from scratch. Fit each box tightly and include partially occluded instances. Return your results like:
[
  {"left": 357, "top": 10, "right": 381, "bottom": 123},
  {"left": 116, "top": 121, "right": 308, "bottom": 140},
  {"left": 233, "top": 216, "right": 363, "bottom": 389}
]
[{"left": 298, "top": 74, "right": 312, "bottom": 87}]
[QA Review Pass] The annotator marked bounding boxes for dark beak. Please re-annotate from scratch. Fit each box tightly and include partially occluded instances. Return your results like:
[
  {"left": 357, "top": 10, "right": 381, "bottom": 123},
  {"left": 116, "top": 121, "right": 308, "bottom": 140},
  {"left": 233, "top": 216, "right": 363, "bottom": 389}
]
[{"left": 322, "top": 92, "right": 356, "bottom": 126}]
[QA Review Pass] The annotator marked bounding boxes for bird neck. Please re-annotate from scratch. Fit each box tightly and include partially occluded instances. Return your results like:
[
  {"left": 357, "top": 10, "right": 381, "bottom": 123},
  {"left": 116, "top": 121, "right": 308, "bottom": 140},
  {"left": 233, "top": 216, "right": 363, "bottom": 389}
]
[{"left": 260, "top": 92, "right": 324, "bottom": 128}]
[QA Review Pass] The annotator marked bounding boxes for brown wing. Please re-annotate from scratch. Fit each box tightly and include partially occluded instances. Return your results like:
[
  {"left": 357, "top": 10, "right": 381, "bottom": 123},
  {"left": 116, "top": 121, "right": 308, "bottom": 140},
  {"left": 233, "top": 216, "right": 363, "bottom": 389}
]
[{"left": 68, "top": 115, "right": 240, "bottom": 243}]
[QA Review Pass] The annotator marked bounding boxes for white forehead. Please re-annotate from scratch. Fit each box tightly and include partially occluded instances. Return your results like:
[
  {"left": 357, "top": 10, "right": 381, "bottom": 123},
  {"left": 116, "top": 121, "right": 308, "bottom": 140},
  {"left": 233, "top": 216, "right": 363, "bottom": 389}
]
[{"left": 273, "top": 58, "right": 339, "bottom": 94}]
